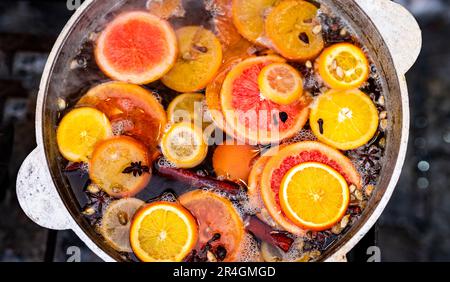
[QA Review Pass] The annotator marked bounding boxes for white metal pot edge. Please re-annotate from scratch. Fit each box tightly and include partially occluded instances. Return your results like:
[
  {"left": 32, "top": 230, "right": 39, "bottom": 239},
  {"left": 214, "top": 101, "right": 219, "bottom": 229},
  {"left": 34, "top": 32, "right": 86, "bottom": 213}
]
[{"left": 16, "top": 0, "right": 421, "bottom": 262}]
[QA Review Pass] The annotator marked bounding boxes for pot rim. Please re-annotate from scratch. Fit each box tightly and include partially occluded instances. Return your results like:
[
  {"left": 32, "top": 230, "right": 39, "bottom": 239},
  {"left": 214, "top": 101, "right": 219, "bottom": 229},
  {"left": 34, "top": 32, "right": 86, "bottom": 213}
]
[{"left": 33, "top": 0, "right": 411, "bottom": 262}]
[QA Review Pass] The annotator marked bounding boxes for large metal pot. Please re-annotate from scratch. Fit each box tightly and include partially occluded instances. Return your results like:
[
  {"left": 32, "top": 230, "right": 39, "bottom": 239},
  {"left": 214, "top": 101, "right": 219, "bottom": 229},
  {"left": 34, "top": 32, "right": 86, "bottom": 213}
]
[{"left": 16, "top": 0, "right": 422, "bottom": 262}]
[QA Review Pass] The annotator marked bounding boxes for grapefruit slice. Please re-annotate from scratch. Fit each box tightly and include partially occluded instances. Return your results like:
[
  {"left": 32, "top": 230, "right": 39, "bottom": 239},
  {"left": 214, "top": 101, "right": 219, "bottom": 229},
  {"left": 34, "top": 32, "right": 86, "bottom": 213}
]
[
  {"left": 247, "top": 146, "right": 284, "bottom": 228},
  {"left": 220, "top": 56, "right": 310, "bottom": 144},
  {"left": 178, "top": 190, "right": 245, "bottom": 262},
  {"left": 78, "top": 82, "right": 167, "bottom": 151},
  {"left": 205, "top": 56, "right": 248, "bottom": 135},
  {"left": 95, "top": 11, "right": 177, "bottom": 84},
  {"left": 161, "top": 26, "right": 223, "bottom": 92},
  {"left": 259, "top": 141, "right": 361, "bottom": 234}
]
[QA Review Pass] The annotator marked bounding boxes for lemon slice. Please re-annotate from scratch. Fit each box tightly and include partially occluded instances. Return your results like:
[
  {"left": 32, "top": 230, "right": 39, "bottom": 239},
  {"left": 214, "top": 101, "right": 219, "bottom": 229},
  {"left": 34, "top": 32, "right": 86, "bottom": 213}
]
[
  {"left": 258, "top": 63, "right": 303, "bottom": 105},
  {"left": 56, "top": 107, "right": 113, "bottom": 162},
  {"left": 100, "top": 198, "right": 145, "bottom": 252},
  {"left": 130, "top": 201, "right": 198, "bottom": 262},
  {"left": 161, "top": 122, "right": 208, "bottom": 168},
  {"left": 279, "top": 162, "right": 349, "bottom": 231},
  {"left": 167, "top": 93, "right": 213, "bottom": 130},
  {"left": 309, "top": 89, "right": 379, "bottom": 150}
]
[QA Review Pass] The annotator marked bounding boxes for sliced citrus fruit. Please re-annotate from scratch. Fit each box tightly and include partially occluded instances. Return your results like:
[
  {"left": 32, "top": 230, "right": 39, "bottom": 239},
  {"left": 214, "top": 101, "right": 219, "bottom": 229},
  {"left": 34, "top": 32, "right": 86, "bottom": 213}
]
[
  {"left": 161, "top": 122, "right": 208, "bottom": 168},
  {"left": 78, "top": 82, "right": 167, "bottom": 150},
  {"left": 279, "top": 162, "right": 349, "bottom": 231},
  {"left": 162, "top": 26, "right": 223, "bottom": 92},
  {"left": 178, "top": 190, "right": 245, "bottom": 262},
  {"left": 89, "top": 136, "right": 151, "bottom": 198},
  {"left": 247, "top": 146, "right": 284, "bottom": 228},
  {"left": 130, "top": 201, "right": 198, "bottom": 262},
  {"left": 265, "top": 0, "right": 324, "bottom": 61},
  {"left": 316, "top": 43, "right": 369, "bottom": 89},
  {"left": 260, "top": 141, "right": 361, "bottom": 235},
  {"left": 100, "top": 198, "right": 145, "bottom": 252},
  {"left": 309, "top": 89, "right": 379, "bottom": 150},
  {"left": 57, "top": 107, "right": 113, "bottom": 162},
  {"left": 205, "top": 56, "right": 248, "bottom": 134},
  {"left": 232, "top": 0, "right": 279, "bottom": 44},
  {"left": 95, "top": 11, "right": 177, "bottom": 84},
  {"left": 167, "top": 93, "right": 211, "bottom": 130},
  {"left": 258, "top": 63, "right": 303, "bottom": 105},
  {"left": 220, "top": 56, "right": 310, "bottom": 144},
  {"left": 212, "top": 143, "right": 258, "bottom": 182},
  {"left": 146, "top": 0, "right": 185, "bottom": 19}
]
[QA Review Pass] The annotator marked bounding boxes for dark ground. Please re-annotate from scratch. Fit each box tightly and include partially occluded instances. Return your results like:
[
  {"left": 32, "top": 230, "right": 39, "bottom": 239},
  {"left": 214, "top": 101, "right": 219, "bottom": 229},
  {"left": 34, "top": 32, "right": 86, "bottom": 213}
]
[{"left": 0, "top": 0, "right": 449, "bottom": 262}]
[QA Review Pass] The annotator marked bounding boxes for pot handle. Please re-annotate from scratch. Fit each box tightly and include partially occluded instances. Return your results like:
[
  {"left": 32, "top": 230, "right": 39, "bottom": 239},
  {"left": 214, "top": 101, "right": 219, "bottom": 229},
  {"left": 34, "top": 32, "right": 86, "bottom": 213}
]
[
  {"left": 16, "top": 147, "right": 72, "bottom": 230},
  {"left": 355, "top": 0, "right": 422, "bottom": 74}
]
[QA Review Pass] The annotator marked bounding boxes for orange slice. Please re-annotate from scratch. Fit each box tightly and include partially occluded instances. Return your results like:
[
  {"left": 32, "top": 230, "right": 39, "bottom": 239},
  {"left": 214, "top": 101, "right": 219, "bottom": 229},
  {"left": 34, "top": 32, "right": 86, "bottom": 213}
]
[
  {"left": 100, "top": 198, "right": 145, "bottom": 252},
  {"left": 130, "top": 201, "right": 198, "bottom": 262},
  {"left": 309, "top": 89, "right": 379, "bottom": 150},
  {"left": 78, "top": 82, "right": 167, "bottom": 150},
  {"left": 265, "top": 0, "right": 324, "bottom": 61},
  {"left": 57, "top": 107, "right": 113, "bottom": 162},
  {"left": 178, "top": 190, "right": 245, "bottom": 262},
  {"left": 231, "top": 0, "right": 279, "bottom": 44},
  {"left": 162, "top": 26, "right": 223, "bottom": 92},
  {"left": 212, "top": 143, "right": 258, "bottom": 182},
  {"left": 89, "top": 136, "right": 151, "bottom": 198},
  {"left": 316, "top": 43, "right": 369, "bottom": 89},
  {"left": 279, "top": 162, "right": 349, "bottom": 231},
  {"left": 259, "top": 141, "right": 361, "bottom": 235},
  {"left": 258, "top": 63, "right": 303, "bottom": 105},
  {"left": 161, "top": 122, "right": 208, "bottom": 168},
  {"left": 95, "top": 11, "right": 177, "bottom": 84},
  {"left": 220, "top": 56, "right": 310, "bottom": 144}
]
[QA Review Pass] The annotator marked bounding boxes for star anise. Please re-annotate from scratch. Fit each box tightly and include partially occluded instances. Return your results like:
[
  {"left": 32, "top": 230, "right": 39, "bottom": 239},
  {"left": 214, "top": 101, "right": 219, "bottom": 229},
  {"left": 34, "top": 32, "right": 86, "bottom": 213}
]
[
  {"left": 348, "top": 145, "right": 383, "bottom": 184},
  {"left": 122, "top": 161, "right": 150, "bottom": 177}
]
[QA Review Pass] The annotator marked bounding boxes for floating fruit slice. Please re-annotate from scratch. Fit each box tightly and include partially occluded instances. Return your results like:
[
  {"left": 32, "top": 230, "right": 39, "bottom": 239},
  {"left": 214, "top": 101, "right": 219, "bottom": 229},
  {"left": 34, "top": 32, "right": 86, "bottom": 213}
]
[
  {"left": 205, "top": 56, "right": 248, "bottom": 134},
  {"left": 100, "top": 198, "right": 145, "bottom": 252},
  {"left": 265, "top": 0, "right": 324, "bottom": 61},
  {"left": 162, "top": 26, "right": 223, "bottom": 92},
  {"left": 57, "top": 107, "right": 113, "bottom": 162},
  {"left": 260, "top": 141, "right": 361, "bottom": 234},
  {"left": 247, "top": 146, "right": 284, "bottom": 228},
  {"left": 232, "top": 0, "right": 279, "bottom": 44},
  {"left": 316, "top": 43, "right": 369, "bottom": 89},
  {"left": 220, "top": 56, "right": 310, "bottom": 144},
  {"left": 146, "top": 0, "right": 185, "bottom": 19},
  {"left": 130, "top": 201, "right": 198, "bottom": 262},
  {"left": 309, "top": 89, "right": 379, "bottom": 150},
  {"left": 212, "top": 143, "right": 258, "bottom": 182},
  {"left": 89, "top": 136, "right": 151, "bottom": 198},
  {"left": 161, "top": 122, "right": 208, "bottom": 168},
  {"left": 95, "top": 11, "right": 177, "bottom": 84},
  {"left": 258, "top": 63, "right": 303, "bottom": 105},
  {"left": 78, "top": 82, "right": 167, "bottom": 151},
  {"left": 178, "top": 190, "right": 245, "bottom": 262},
  {"left": 279, "top": 162, "right": 349, "bottom": 231},
  {"left": 167, "top": 93, "right": 211, "bottom": 130}
]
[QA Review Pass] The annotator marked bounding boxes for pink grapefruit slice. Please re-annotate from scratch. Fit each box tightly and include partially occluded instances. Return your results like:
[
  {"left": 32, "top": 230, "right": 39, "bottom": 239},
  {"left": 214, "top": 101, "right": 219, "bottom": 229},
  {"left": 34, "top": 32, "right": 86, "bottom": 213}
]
[
  {"left": 95, "top": 11, "right": 177, "bottom": 84},
  {"left": 259, "top": 141, "right": 362, "bottom": 234},
  {"left": 220, "top": 56, "right": 310, "bottom": 144}
]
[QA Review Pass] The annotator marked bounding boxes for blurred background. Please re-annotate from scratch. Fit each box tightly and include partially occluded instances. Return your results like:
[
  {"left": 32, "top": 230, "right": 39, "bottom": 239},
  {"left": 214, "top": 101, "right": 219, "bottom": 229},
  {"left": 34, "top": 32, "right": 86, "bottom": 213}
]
[{"left": 0, "top": 0, "right": 448, "bottom": 262}]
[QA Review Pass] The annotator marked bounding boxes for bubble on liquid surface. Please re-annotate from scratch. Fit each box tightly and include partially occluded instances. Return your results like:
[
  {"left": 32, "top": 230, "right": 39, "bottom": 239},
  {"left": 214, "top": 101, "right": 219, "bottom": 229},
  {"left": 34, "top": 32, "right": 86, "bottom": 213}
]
[{"left": 236, "top": 233, "right": 261, "bottom": 262}]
